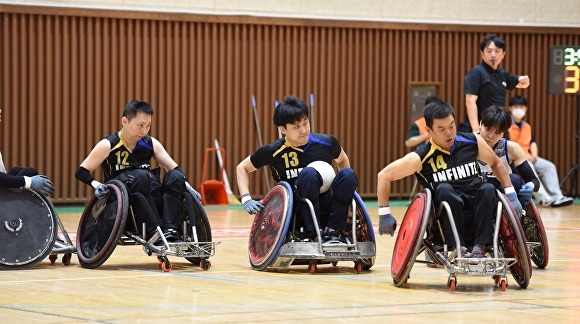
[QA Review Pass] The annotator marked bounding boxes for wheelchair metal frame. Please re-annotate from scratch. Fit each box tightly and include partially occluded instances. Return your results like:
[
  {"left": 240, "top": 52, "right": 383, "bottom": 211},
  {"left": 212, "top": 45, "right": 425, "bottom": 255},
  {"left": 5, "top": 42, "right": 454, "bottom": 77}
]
[
  {"left": 392, "top": 188, "right": 532, "bottom": 291},
  {"left": 76, "top": 179, "right": 219, "bottom": 271},
  {"left": 249, "top": 181, "right": 376, "bottom": 273}
]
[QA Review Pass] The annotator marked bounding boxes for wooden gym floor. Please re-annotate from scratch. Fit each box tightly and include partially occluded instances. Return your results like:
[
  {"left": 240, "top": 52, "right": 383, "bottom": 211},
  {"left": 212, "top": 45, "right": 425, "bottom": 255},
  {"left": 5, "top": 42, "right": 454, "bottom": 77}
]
[{"left": 1, "top": 200, "right": 580, "bottom": 323}]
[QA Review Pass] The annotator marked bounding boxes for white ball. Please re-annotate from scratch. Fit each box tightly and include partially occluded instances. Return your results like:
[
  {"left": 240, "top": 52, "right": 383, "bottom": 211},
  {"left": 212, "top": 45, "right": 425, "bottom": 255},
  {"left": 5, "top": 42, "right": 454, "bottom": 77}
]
[{"left": 307, "top": 161, "right": 336, "bottom": 193}]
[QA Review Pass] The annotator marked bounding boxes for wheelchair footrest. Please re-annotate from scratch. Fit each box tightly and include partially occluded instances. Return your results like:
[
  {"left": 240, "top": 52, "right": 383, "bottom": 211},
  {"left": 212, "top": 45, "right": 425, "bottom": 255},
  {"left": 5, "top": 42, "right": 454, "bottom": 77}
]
[
  {"left": 119, "top": 235, "right": 140, "bottom": 245},
  {"left": 278, "top": 242, "right": 325, "bottom": 259},
  {"left": 165, "top": 241, "right": 221, "bottom": 258},
  {"left": 322, "top": 243, "right": 361, "bottom": 259},
  {"left": 451, "top": 257, "right": 516, "bottom": 276}
]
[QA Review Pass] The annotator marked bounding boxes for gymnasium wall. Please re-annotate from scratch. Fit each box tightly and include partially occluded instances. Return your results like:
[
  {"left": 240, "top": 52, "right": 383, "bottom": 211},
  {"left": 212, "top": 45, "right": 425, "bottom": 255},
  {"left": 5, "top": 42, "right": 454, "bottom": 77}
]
[{"left": 1, "top": 4, "right": 579, "bottom": 202}]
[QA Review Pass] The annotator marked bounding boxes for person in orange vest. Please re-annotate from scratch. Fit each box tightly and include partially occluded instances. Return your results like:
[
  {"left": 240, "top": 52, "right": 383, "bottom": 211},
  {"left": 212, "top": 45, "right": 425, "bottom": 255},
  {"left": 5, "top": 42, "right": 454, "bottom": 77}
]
[
  {"left": 507, "top": 95, "right": 573, "bottom": 207},
  {"left": 404, "top": 96, "right": 442, "bottom": 148}
]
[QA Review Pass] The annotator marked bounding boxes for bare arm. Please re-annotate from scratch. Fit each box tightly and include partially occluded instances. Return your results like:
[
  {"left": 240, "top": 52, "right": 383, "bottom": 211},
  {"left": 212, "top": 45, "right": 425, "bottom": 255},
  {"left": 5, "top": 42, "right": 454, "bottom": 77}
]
[
  {"left": 377, "top": 152, "right": 422, "bottom": 207},
  {"left": 334, "top": 148, "right": 350, "bottom": 169},
  {"left": 506, "top": 140, "right": 528, "bottom": 167},
  {"left": 79, "top": 139, "right": 112, "bottom": 173},
  {"left": 152, "top": 138, "right": 179, "bottom": 171},
  {"left": 465, "top": 94, "right": 480, "bottom": 133},
  {"left": 236, "top": 156, "right": 258, "bottom": 196}
]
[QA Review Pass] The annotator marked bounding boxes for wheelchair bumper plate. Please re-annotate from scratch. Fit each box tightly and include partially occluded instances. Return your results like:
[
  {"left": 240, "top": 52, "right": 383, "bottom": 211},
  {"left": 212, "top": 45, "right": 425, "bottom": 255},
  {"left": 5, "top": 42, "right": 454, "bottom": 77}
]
[{"left": 269, "top": 241, "right": 376, "bottom": 268}]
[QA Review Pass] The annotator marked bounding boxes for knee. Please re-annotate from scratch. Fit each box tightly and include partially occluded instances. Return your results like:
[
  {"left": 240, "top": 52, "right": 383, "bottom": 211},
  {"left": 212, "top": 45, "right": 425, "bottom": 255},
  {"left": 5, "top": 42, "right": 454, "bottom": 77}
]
[
  {"left": 333, "top": 168, "right": 358, "bottom": 188},
  {"left": 295, "top": 167, "right": 321, "bottom": 199},
  {"left": 163, "top": 169, "right": 186, "bottom": 196},
  {"left": 127, "top": 169, "right": 152, "bottom": 193},
  {"left": 480, "top": 182, "right": 496, "bottom": 195},
  {"left": 435, "top": 183, "right": 456, "bottom": 201},
  {"left": 299, "top": 167, "right": 320, "bottom": 182},
  {"left": 331, "top": 168, "right": 358, "bottom": 202}
]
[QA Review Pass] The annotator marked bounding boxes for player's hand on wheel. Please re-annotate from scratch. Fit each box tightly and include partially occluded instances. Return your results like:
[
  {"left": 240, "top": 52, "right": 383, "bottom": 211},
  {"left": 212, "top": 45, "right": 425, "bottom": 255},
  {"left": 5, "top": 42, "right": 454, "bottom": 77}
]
[
  {"left": 95, "top": 184, "right": 109, "bottom": 200},
  {"left": 507, "top": 192, "right": 523, "bottom": 217},
  {"left": 379, "top": 214, "right": 397, "bottom": 236},
  {"left": 518, "top": 182, "right": 534, "bottom": 206},
  {"left": 185, "top": 182, "right": 202, "bottom": 201},
  {"left": 28, "top": 175, "right": 55, "bottom": 196},
  {"left": 241, "top": 194, "right": 264, "bottom": 214}
]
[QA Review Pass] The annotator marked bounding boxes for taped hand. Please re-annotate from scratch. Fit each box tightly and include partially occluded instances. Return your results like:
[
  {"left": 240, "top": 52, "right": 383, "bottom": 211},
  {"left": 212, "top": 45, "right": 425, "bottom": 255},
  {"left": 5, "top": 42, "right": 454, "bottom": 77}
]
[
  {"left": 378, "top": 214, "right": 397, "bottom": 236},
  {"left": 95, "top": 184, "right": 109, "bottom": 200},
  {"left": 507, "top": 192, "right": 523, "bottom": 218},
  {"left": 243, "top": 198, "right": 264, "bottom": 214},
  {"left": 518, "top": 182, "right": 534, "bottom": 206},
  {"left": 29, "top": 175, "right": 56, "bottom": 196},
  {"left": 185, "top": 182, "right": 202, "bottom": 201}
]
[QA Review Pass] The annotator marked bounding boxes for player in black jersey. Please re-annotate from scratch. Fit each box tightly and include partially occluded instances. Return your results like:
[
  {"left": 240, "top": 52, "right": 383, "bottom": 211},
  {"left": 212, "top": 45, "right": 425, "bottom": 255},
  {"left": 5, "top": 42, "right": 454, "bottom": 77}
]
[
  {"left": 377, "top": 101, "right": 522, "bottom": 258},
  {"left": 236, "top": 95, "right": 358, "bottom": 244},
  {"left": 75, "top": 100, "right": 199, "bottom": 243},
  {"left": 0, "top": 108, "right": 55, "bottom": 196}
]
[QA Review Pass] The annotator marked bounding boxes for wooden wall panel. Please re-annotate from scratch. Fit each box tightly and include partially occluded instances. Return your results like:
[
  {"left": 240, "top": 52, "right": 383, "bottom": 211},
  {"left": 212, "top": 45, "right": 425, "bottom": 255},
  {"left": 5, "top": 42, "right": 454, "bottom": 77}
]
[{"left": 1, "top": 5, "right": 579, "bottom": 202}]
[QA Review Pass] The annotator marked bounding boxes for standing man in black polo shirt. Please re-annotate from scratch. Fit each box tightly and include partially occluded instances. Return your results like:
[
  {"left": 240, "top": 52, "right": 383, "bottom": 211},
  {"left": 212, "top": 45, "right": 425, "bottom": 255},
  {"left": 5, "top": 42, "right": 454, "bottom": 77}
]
[{"left": 462, "top": 33, "right": 530, "bottom": 133}]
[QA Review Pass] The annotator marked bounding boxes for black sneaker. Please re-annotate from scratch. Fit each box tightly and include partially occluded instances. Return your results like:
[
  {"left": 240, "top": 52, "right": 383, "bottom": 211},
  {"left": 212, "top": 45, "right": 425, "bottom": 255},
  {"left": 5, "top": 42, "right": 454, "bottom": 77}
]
[
  {"left": 468, "top": 245, "right": 486, "bottom": 258},
  {"left": 322, "top": 228, "right": 345, "bottom": 245},
  {"left": 146, "top": 232, "right": 164, "bottom": 247},
  {"left": 298, "top": 230, "right": 317, "bottom": 242},
  {"left": 163, "top": 228, "right": 183, "bottom": 243}
]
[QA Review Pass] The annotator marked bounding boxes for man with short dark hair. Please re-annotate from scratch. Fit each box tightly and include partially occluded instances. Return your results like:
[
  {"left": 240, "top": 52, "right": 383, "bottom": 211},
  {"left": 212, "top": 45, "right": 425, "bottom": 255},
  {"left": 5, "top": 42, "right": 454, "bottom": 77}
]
[
  {"left": 236, "top": 94, "right": 358, "bottom": 244},
  {"left": 462, "top": 33, "right": 530, "bottom": 133},
  {"left": 75, "top": 100, "right": 200, "bottom": 244},
  {"left": 377, "top": 101, "right": 522, "bottom": 258}
]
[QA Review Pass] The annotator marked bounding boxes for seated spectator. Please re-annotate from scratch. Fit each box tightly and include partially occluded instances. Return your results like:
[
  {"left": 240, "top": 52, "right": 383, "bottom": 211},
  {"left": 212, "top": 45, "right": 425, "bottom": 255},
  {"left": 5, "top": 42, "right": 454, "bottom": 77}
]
[{"left": 507, "top": 95, "right": 573, "bottom": 207}]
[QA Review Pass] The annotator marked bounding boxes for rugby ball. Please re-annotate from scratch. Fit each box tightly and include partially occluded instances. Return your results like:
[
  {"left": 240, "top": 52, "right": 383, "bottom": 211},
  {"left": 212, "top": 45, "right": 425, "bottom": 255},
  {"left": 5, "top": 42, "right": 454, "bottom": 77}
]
[{"left": 307, "top": 161, "right": 336, "bottom": 193}]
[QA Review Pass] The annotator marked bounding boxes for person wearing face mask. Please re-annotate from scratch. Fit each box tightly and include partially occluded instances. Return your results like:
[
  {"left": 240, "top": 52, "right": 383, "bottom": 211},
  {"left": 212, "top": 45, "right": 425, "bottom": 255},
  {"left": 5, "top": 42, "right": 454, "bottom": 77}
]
[
  {"left": 507, "top": 95, "right": 573, "bottom": 207},
  {"left": 461, "top": 33, "right": 530, "bottom": 133}
]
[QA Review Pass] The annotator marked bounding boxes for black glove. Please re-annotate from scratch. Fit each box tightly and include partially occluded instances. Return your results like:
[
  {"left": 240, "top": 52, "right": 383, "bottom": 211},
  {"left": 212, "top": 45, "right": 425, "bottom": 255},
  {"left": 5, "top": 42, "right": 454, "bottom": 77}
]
[
  {"left": 29, "top": 175, "right": 55, "bottom": 196},
  {"left": 95, "top": 184, "right": 109, "bottom": 200}
]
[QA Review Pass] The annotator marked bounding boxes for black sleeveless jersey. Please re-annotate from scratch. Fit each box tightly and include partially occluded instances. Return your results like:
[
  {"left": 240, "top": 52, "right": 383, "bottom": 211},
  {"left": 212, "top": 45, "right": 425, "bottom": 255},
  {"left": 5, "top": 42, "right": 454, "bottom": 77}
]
[
  {"left": 250, "top": 133, "right": 341, "bottom": 186},
  {"left": 414, "top": 132, "right": 484, "bottom": 191},
  {"left": 102, "top": 131, "right": 154, "bottom": 180}
]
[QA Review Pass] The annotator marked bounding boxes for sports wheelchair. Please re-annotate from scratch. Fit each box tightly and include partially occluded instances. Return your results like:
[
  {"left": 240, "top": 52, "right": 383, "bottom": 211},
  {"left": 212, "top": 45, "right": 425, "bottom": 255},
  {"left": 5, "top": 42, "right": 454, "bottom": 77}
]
[
  {"left": 391, "top": 188, "right": 532, "bottom": 291},
  {"left": 521, "top": 200, "right": 549, "bottom": 269},
  {"left": 75, "top": 179, "right": 219, "bottom": 272},
  {"left": 248, "top": 181, "right": 376, "bottom": 273},
  {"left": 0, "top": 187, "right": 75, "bottom": 270}
]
